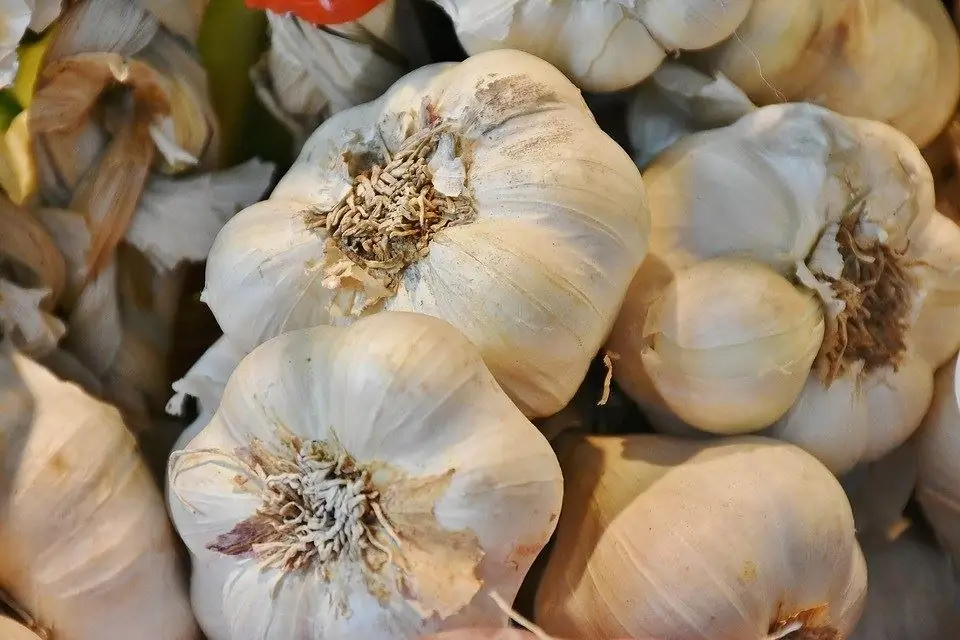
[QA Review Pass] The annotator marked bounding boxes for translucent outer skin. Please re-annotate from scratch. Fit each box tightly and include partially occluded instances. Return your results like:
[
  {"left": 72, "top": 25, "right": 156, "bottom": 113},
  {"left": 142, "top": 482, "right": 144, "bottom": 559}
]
[
  {"left": 609, "top": 103, "right": 951, "bottom": 473},
  {"left": 0, "top": 352, "right": 198, "bottom": 640},
  {"left": 168, "top": 312, "right": 564, "bottom": 639},
  {"left": 431, "top": 0, "right": 752, "bottom": 92},
  {"left": 535, "top": 434, "right": 866, "bottom": 639},
  {"left": 917, "top": 353, "right": 960, "bottom": 564},
  {"left": 204, "top": 50, "right": 649, "bottom": 418}
]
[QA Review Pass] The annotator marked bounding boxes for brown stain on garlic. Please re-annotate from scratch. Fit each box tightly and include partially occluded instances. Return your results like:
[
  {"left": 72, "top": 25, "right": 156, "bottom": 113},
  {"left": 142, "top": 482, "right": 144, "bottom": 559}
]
[
  {"left": 738, "top": 559, "right": 758, "bottom": 585},
  {"left": 47, "top": 452, "right": 69, "bottom": 479}
]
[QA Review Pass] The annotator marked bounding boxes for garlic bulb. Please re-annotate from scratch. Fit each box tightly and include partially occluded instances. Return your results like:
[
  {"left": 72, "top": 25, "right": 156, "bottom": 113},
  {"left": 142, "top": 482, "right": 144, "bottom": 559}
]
[
  {"left": 849, "top": 529, "right": 960, "bottom": 640},
  {"left": 698, "top": 0, "right": 960, "bottom": 147},
  {"left": 840, "top": 439, "right": 918, "bottom": 542},
  {"left": 0, "top": 348, "right": 197, "bottom": 640},
  {"left": 917, "top": 352, "right": 960, "bottom": 563},
  {"left": 627, "top": 61, "right": 755, "bottom": 169},
  {"left": 641, "top": 256, "right": 823, "bottom": 433},
  {"left": 204, "top": 49, "right": 649, "bottom": 418},
  {"left": 609, "top": 102, "right": 957, "bottom": 473},
  {"left": 535, "top": 434, "right": 866, "bottom": 639},
  {"left": 430, "top": 0, "right": 752, "bottom": 92},
  {"left": 0, "top": 616, "right": 43, "bottom": 640},
  {"left": 168, "top": 311, "right": 563, "bottom": 639}
]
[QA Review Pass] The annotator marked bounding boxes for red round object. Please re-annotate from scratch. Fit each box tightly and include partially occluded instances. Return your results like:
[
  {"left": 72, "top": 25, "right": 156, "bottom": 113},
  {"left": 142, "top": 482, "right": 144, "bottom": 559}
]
[{"left": 245, "top": 0, "right": 386, "bottom": 25}]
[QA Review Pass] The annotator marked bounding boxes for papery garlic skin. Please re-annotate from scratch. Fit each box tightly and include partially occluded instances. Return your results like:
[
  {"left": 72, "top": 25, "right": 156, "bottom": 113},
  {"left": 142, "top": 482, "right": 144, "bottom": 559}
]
[
  {"left": 642, "top": 257, "right": 823, "bottom": 433},
  {"left": 0, "top": 351, "right": 197, "bottom": 640},
  {"left": 0, "top": 1, "right": 33, "bottom": 87},
  {"left": 610, "top": 102, "right": 953, "bottom": 472},
  {"left": 626, "top": 61, "right": 756, "bottom": 169},
  {"left": 205, "top": 49, "right": 649, "bottom": 418},
  {"left": 917, "top": 353, "right": 960, "bottom": 563},
  {"left": 767, "top": 351, "right": 933, "bottom": 475},
  {"left": 168, "top": 312, "right": 563, "bottom": 639},
  {"left": 535, "top": 434, "right": 866, "bottom": 639},
  {"left": 699, "top": 0, "right": 960, "bottom": 147},
  {"left": 431, "top": 0, "right": 752, "bottom": 92}
]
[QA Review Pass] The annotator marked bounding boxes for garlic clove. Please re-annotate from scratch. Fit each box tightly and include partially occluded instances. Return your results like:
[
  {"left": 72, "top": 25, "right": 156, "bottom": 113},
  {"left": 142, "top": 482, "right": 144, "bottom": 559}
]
[
  {"left": 907, "top": 211, "right": 960, "bottom": 369},
  {"left": 641, "top": 257, "right": 825, "bottom": 433},
  {"left": 768, "top": 350, "right": 934, "bottom": 475},
  {"left": 634, "top": 0, "right": 752, "bottom": 51}
]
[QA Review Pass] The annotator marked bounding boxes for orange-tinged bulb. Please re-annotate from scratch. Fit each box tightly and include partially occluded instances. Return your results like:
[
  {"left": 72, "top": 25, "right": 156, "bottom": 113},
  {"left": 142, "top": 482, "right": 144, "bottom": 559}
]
[{"left": 245, "top": 0, "right": 385, "bottom": 25}]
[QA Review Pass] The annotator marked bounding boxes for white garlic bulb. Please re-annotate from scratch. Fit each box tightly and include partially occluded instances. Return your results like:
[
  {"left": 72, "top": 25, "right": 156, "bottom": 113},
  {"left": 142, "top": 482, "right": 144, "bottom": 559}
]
[
  {"left": 430, "top": 0, "right": 752, "bottom": 92},
  {"left": 641, "top": 256, "right": 823, "bottom": 433},
  {"left": 610, "top": 102, "right": 958, "bottom": 473},
  {"left": 167, "top": 312, "right": 563, "bottom": 639},
  {"left": 0, "top": 348, "right": 198, "bottom": 640},
  {"left": 699, "top": 0, "right": 960, "bottom": 147},
  {"left": 204, "top": 49, "right": 649, "bottom": 418},
  {"left": 535, "top": 434, "right": 866, "bottom": 639},
  {"left": 917, "top": 352, "right": 960, "bottom": 563},
  {"left": 849, "top": 530, "right": 960, "bottom": 640}
]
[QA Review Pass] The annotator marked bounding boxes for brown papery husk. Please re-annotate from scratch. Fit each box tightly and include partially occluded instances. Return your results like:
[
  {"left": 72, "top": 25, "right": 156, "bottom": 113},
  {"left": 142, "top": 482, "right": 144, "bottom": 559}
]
[
  {"left": 0, "top": 199, "right": 66, "bottom": 308},
  {"left": 815, "top": 213, "right": 916, "bottom": 385},
  {"left": 770, "top": 605, "right": 841, "bottom": 640}
]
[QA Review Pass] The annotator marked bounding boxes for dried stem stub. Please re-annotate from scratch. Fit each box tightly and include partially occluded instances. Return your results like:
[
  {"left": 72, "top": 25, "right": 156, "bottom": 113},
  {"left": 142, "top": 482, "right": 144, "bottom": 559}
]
[
  {"left": 305, "top": 126, "right": 475, "bottom": 293},
  {"left": 767, "top": 606, "right": 840, "bottom": 640},
  {"left": 813, "top": 207, "right": 916, "bottom": 385},
  {"left": 209, "top": 438, "right": 400, "bottom": 576}
]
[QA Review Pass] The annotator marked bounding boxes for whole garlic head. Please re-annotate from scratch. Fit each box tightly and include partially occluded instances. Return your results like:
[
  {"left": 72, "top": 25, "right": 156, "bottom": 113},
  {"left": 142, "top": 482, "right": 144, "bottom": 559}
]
[
  {"left": 610, "top": 102, "right": 955, "bottom": 474},
  {"left": 430, "top": 0, "right": 752, "bottom": 92},
  {"left": 535, "top": 434, "right": 866, "bottom": 639},
  {"left": 167, "top": 312, "right": 563, "bottom": 639},
  {"left": 204, "top": 49, "right": 649, "bottom": 418}
]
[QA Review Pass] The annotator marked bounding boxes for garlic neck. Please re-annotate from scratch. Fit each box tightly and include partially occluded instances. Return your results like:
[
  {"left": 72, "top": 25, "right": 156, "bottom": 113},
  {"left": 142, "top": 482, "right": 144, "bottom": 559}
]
[
  {"left": 306, "top": 124, "right": 475, "bottom": 294},
  {"left": 208, "top": 439, "right": 398, "bottom": 574},
  {"left": 804, "top": 207, "right": 915, "bottom": 385}
]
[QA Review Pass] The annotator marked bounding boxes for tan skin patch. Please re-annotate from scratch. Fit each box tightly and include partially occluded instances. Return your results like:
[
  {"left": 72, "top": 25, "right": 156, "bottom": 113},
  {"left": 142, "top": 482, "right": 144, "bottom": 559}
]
[{"left": 738, "top": 560, "right": 758, "bottom": 585}]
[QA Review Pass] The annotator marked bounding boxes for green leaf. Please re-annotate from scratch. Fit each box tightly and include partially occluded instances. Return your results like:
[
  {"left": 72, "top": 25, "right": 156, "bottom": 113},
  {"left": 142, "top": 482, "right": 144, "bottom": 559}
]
[
  {"left": 0, "top": 90, "right": 22, "bottom": 132},
  {"left": 198, "top": 0, "right": 292, "bottom": 169}
]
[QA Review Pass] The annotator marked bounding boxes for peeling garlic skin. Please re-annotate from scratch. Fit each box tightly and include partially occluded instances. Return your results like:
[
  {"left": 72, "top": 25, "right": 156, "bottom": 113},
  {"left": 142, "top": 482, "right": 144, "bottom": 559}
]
[
  {"left": 168, "top": 312, "right": 564, "bottom": 640},
  {"left": 433, "top": 0, "right": 753, "bottom": 92},
  {"left": 205, "top": 50, "right": 649, "bottom": 419}
]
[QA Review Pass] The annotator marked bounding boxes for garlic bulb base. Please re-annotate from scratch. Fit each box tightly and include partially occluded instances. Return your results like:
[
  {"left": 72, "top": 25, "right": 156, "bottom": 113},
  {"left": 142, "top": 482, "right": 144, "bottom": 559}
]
[{"left": 811, "top": 213, "right": 916, "bottom": 385}]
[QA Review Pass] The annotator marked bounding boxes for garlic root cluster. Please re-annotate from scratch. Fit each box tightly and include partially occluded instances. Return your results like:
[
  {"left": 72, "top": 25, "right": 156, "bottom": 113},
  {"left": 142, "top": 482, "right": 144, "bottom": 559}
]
[{"left": 612, "top": 102, "right": 960, "bottom": 474}]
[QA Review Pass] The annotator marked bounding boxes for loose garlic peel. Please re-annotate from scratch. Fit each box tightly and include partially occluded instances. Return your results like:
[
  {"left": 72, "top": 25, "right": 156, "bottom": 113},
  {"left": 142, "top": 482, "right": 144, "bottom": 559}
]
[
  {"left": 431, "top": 0, "right": 752, "bottom": 92},
  {"left": 204, "top": 49, "right": 649, "bottom": 419},
  {"left": 534, "top": 434, "right": 866, "bottom": 640},
  {"left": 610, "top": 103, "right": 957, "bottom": 473},
  {"left": 698, "top": 0, "right": 960, "bottom": 148},
  {"left": 917, "top": 352, "right": 960, "bottom": 564},
  {"left": 167, "top": 312, "right": 563, "bottom": 639}
]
